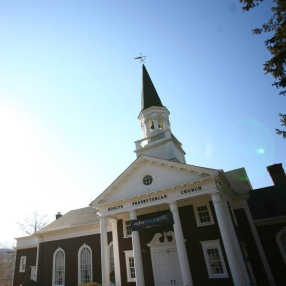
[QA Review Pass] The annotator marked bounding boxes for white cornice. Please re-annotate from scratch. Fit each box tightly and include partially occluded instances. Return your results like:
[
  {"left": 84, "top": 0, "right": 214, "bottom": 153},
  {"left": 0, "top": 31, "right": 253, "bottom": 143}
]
[{"left": 14, "top": 244, "right": 38, "bottom": 250}]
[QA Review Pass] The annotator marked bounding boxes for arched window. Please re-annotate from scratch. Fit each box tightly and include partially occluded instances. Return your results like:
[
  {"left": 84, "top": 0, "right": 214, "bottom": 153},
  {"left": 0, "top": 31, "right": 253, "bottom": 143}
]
[
  {"left": 148, "top": 118, "right": 154, "bottom": 130},
  {"left": 53, "top": 248, "right": 65, "bottom": 286},
  {"left": 277, "top": 228, "right": 286, "bottom": 265},
  {"left": 78, "top": 244, "right": 93, "bottom": 284},
  {"left": 157, "top": 116, "right": 163, "bottom": 129}
]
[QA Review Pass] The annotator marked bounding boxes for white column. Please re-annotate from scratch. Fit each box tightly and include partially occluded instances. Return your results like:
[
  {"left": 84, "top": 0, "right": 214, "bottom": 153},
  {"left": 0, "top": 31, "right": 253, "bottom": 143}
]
[
  {"left": 110, "top": 219, "right": 122, "bottom": 286},
  {"left": 222, "top": 200, "right": 252, "bottom": 285},
  {"left": 100, "top": 217, "right": 110, "bottom": 286},
  {"left": 170, "top": 202, "right": 193, "bottom": 286},
  {"left": 129, "top": 210, "right": 145, "bottom": 286},
  {"left": 210, "top": 192, "right": 245, "bottom": 285},
  {"left": 244, "top": 206, "right": 276, "bottom": 286}
]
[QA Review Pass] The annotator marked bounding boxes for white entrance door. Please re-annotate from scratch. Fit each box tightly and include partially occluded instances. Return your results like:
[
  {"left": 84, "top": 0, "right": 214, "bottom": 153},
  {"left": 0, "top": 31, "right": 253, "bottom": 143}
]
[
  {"left": 153, "top": 250, "right": 183, "bottom": 286},
  {"left": 30, "top": 266, "right": 36, "bottom": 281}
]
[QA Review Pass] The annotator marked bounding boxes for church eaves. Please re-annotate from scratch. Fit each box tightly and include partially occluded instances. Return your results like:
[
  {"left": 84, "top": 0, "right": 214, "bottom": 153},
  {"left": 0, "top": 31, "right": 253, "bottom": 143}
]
[{"left": 141, "top": 64, "right": 163, "bottom": 110}]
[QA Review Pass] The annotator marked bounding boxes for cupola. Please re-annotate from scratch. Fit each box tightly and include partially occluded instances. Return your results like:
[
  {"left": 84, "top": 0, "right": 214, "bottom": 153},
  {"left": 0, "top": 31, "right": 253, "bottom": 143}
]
[{"left": 134, "top": 65, "right": 186, "bottom": 163}]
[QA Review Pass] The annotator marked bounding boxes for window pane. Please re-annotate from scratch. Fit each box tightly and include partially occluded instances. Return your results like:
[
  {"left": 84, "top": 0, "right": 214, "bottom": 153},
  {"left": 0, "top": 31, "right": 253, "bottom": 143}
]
[
  {"left": 197, "top": 206, "right": 211, "bottom": 223},
  {"left": 129, "top": 257, "right": 136, "bottom": 279},
  {"left": 55, "top": 251, "right": 64, "bottom": 285},
  {"left": 126, "top": 220, "right": 132, "bottom": 236},
  {"left": 207, "top": 248, "right": 224, "bottom": 275},
  {"left": 80, "top": 247, "right": 92, "bottom": 284},
  {"left": 110, "top": 245, "right": 114, "bottom": 272}
]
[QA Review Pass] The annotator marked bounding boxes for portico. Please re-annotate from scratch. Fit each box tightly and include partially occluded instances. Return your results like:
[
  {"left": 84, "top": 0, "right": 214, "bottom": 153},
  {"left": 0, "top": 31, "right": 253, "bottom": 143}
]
[{"left": 90, "top": 64, "right": 253, "bottom": 286}]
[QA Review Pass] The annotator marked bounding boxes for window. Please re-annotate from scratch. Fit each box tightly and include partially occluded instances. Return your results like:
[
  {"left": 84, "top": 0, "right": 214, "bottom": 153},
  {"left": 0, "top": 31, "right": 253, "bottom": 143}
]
[
  {"left": 78, "top": 244, "right": 92, "bottom": 284},
  {"left": 200, "top": 240, "right": 228, "bottom": 279},
  {"left": 148, "top": 118, "right": 154, "bottom": 130},
  {"left": 142, "top": 175, "right": 153, "bottom": 186},
  {"left": 109, "top": 242, "right": 115, "bottom": 284},
  {"left": 193, "top": 202, "right": 214, "bottom": 226},
  {"left": 124, "top": 250, "right": 136, "bottom": 282},
  {"left": 19, "top": 256, "right": 26, "bottom": 272},
  {"left": 123, "top": 220, "right": 132, "bottom": 237},
  {"left": 276, "top": 228, "right": 286, "bottom": 265},
  {"left": 109, "top": 243, "right": 115, "bottom": 273},
  {"left": 157, "top": 116, "right": 164, "bottom": 129},
  {"left": 53, "top": 248, "right": 65, "bottom": 286}
]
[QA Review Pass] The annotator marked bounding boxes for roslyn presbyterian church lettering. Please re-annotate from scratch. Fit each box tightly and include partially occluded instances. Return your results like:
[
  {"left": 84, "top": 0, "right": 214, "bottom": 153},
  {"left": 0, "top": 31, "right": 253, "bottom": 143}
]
[
  {"left": 132, "top": 194, "right": 167, "bottom": 206},
  {"left": 180, "top": 186, "right": 202, "bottom": 194},
  {"left": 108, "top": 205, "right": 123, "bottom": 211}
]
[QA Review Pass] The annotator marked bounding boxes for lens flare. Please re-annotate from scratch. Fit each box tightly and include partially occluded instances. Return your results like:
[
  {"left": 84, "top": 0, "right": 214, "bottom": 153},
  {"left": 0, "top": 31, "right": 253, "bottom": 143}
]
[{"left": 257, "top": 148, "right": 265, "bottom": 154}]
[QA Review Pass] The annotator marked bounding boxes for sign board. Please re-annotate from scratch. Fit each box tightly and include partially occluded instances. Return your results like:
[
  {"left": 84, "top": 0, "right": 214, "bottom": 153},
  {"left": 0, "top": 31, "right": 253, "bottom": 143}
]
[{"left": 131, "top": 212, "right": 174, "bottom": 231}]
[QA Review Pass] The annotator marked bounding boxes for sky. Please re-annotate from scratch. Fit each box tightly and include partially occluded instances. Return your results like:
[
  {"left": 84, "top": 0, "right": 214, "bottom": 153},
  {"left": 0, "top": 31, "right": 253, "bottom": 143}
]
[{"left": 0, "top": 0, "right": 285, "bottom": 245}]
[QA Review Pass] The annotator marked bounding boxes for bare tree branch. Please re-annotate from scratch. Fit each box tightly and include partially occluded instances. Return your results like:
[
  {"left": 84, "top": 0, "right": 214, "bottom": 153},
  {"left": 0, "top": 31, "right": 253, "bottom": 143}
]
[{"left": 18, "top": 210, "right": 49, "bottom": 235}]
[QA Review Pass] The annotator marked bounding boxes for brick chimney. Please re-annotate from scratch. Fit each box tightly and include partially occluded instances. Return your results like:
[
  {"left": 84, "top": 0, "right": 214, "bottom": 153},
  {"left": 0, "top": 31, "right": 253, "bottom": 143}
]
[
  {"left": 267, "top": 163, "right": 286, "bottom": 186},
  {"left": 56, "top": 212, "right": 62, "bottom": 220}
]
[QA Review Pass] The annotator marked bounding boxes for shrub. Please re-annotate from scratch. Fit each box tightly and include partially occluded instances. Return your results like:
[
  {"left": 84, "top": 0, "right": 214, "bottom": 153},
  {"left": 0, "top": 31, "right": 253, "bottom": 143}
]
[
  {"left": 21, "top": 280, "right": 39, "bottom": 286},
  {"left": 78, "top": 283, "right": 102, "bottom": 286}
]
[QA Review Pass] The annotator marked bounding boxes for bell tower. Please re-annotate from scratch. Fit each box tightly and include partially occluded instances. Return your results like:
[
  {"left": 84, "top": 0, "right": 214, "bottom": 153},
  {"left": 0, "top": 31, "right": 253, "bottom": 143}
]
[{"left": 134, "top": 65, "right": 186, "bottom": 163}]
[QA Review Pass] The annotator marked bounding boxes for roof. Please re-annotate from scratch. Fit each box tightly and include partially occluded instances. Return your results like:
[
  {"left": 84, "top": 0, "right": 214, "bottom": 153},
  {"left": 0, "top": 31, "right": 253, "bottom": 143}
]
[
  {"left": 249, "top": 184, "right": 286, "bottom": 220},
  {"left": 141, "top": 64, "right": 163, "bottom": 110},
  {"left": 224, "top": 167, "right": 252, "bottom": 193},
  {"left": 36, "top": 207, "right": 99, "bottom": 234}
]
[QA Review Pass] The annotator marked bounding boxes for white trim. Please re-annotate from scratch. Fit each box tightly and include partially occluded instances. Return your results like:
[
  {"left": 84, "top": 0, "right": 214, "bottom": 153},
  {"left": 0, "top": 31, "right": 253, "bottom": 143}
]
[
  {"left": 193, "top": 202, "right": 214, "bottom": 227},
  {"left": 200, "top": 240, "right": 228, "bottom": 279},
  {"left": 244, "top": 207, "right": 276, "bottom": 286},
  {"left": 91, "top": 155, "right": 219, "bottom": 206},
  {"left": 124, "top": 250, "right": 136, "bottom": 282},
  {"left": 78, "top": 244, "right": 93, "bottom": 285},
  {"left": 19, "top": 256, "right": 26, "bottom": 272},
  {"left": 123, "top": 219, "right": 132, "bottom": 238},
  {"left": 52, "top": 247, "right": 65, "bottom": 286},
  {"left": 276, "top": 227, "right": 286, "bottom": 266},
  {"left": 255, "top": 215, "right": 286, "bottom": 226},
  {"left": 14, "top": 245, "right": 38, "bottom": 250},
  {"left": 230, "top": 206, "right": 238, "bottom": 227}
]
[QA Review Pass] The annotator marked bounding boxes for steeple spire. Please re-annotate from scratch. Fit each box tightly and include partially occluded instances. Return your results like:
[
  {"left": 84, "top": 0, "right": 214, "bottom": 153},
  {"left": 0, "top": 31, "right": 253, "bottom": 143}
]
[
  {"left": 141, "top": 64, "right": 163, "bottom": 111},
  {"left": 135, "top": 64, "right": 186, "bottom": 164}
]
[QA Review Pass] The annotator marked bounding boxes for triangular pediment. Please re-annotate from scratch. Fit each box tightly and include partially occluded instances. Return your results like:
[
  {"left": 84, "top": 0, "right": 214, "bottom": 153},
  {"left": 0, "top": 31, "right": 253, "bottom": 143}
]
[{"left": 91, "top": 156, "right": 218, "bottom": 206}]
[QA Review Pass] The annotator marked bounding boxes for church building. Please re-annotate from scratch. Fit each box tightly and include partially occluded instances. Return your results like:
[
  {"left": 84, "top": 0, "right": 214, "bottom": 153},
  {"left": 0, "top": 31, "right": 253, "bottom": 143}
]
[{"left": 13, "top": 65, "right": 286, "bottom": 286}]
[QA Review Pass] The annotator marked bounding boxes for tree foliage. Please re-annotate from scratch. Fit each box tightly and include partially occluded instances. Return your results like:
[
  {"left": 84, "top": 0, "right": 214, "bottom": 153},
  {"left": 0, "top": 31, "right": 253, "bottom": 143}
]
[
  {"left": 0, "top": 243, "right": 15, "bottom": 286},
  {"left": 239, "top": 0, "right": 286, "bottom": 138},
  {"left": 18, "top": 210, "right": 49, "bottom": 235}
]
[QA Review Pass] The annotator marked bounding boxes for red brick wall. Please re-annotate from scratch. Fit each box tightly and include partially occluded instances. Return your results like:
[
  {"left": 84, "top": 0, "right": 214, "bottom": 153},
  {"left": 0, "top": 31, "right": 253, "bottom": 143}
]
[
  {"left": 117, "top": 203, "right": 234, "bottom": 286},
  {"left": 13, "top": 247, "right": 37, "bottom": 286},
  {"left": 257, "top": 223, "right": 286, "bottom": 285},
  {"left": 37, "top": 232, "right": 112, "bottom": 286}
]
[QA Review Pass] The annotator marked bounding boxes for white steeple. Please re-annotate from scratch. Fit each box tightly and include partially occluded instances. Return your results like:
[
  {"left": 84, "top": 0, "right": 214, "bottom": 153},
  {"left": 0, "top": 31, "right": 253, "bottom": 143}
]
[{"left": 134, "top": 65, "right": 186, "bottom": 163}]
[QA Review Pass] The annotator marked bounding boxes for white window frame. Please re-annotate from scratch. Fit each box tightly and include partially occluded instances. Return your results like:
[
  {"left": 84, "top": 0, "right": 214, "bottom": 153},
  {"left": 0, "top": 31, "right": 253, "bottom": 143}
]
[
  {"left": 19, "top": 256, "right": 26, "bottom": 272},
  {"left": 193, "top": 202, "right": 214, "bottom": 227},
  {"left": 52, "top": 247, "right": 65, "bottom": 286},
  {"left": 78, "top": 244, "right": 93, "bottom": 285},
  {"left": 276, "top": 227, "right": 286, "bottom": 266},
  {"left": 124, "top": 250, "right": 136, "bottom": 282},
  {"left": 123, "top": 219, "right": 132, "bottom": 238},
  {"left": 200, "top": 239, "right": 228, "bottom": 279}
]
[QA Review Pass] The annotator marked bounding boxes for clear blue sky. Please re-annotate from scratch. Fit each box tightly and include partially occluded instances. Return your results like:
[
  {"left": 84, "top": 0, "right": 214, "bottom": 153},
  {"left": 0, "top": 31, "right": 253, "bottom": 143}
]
[{"left": 0, "top": 0, "right": 284, "bottom": 244}]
